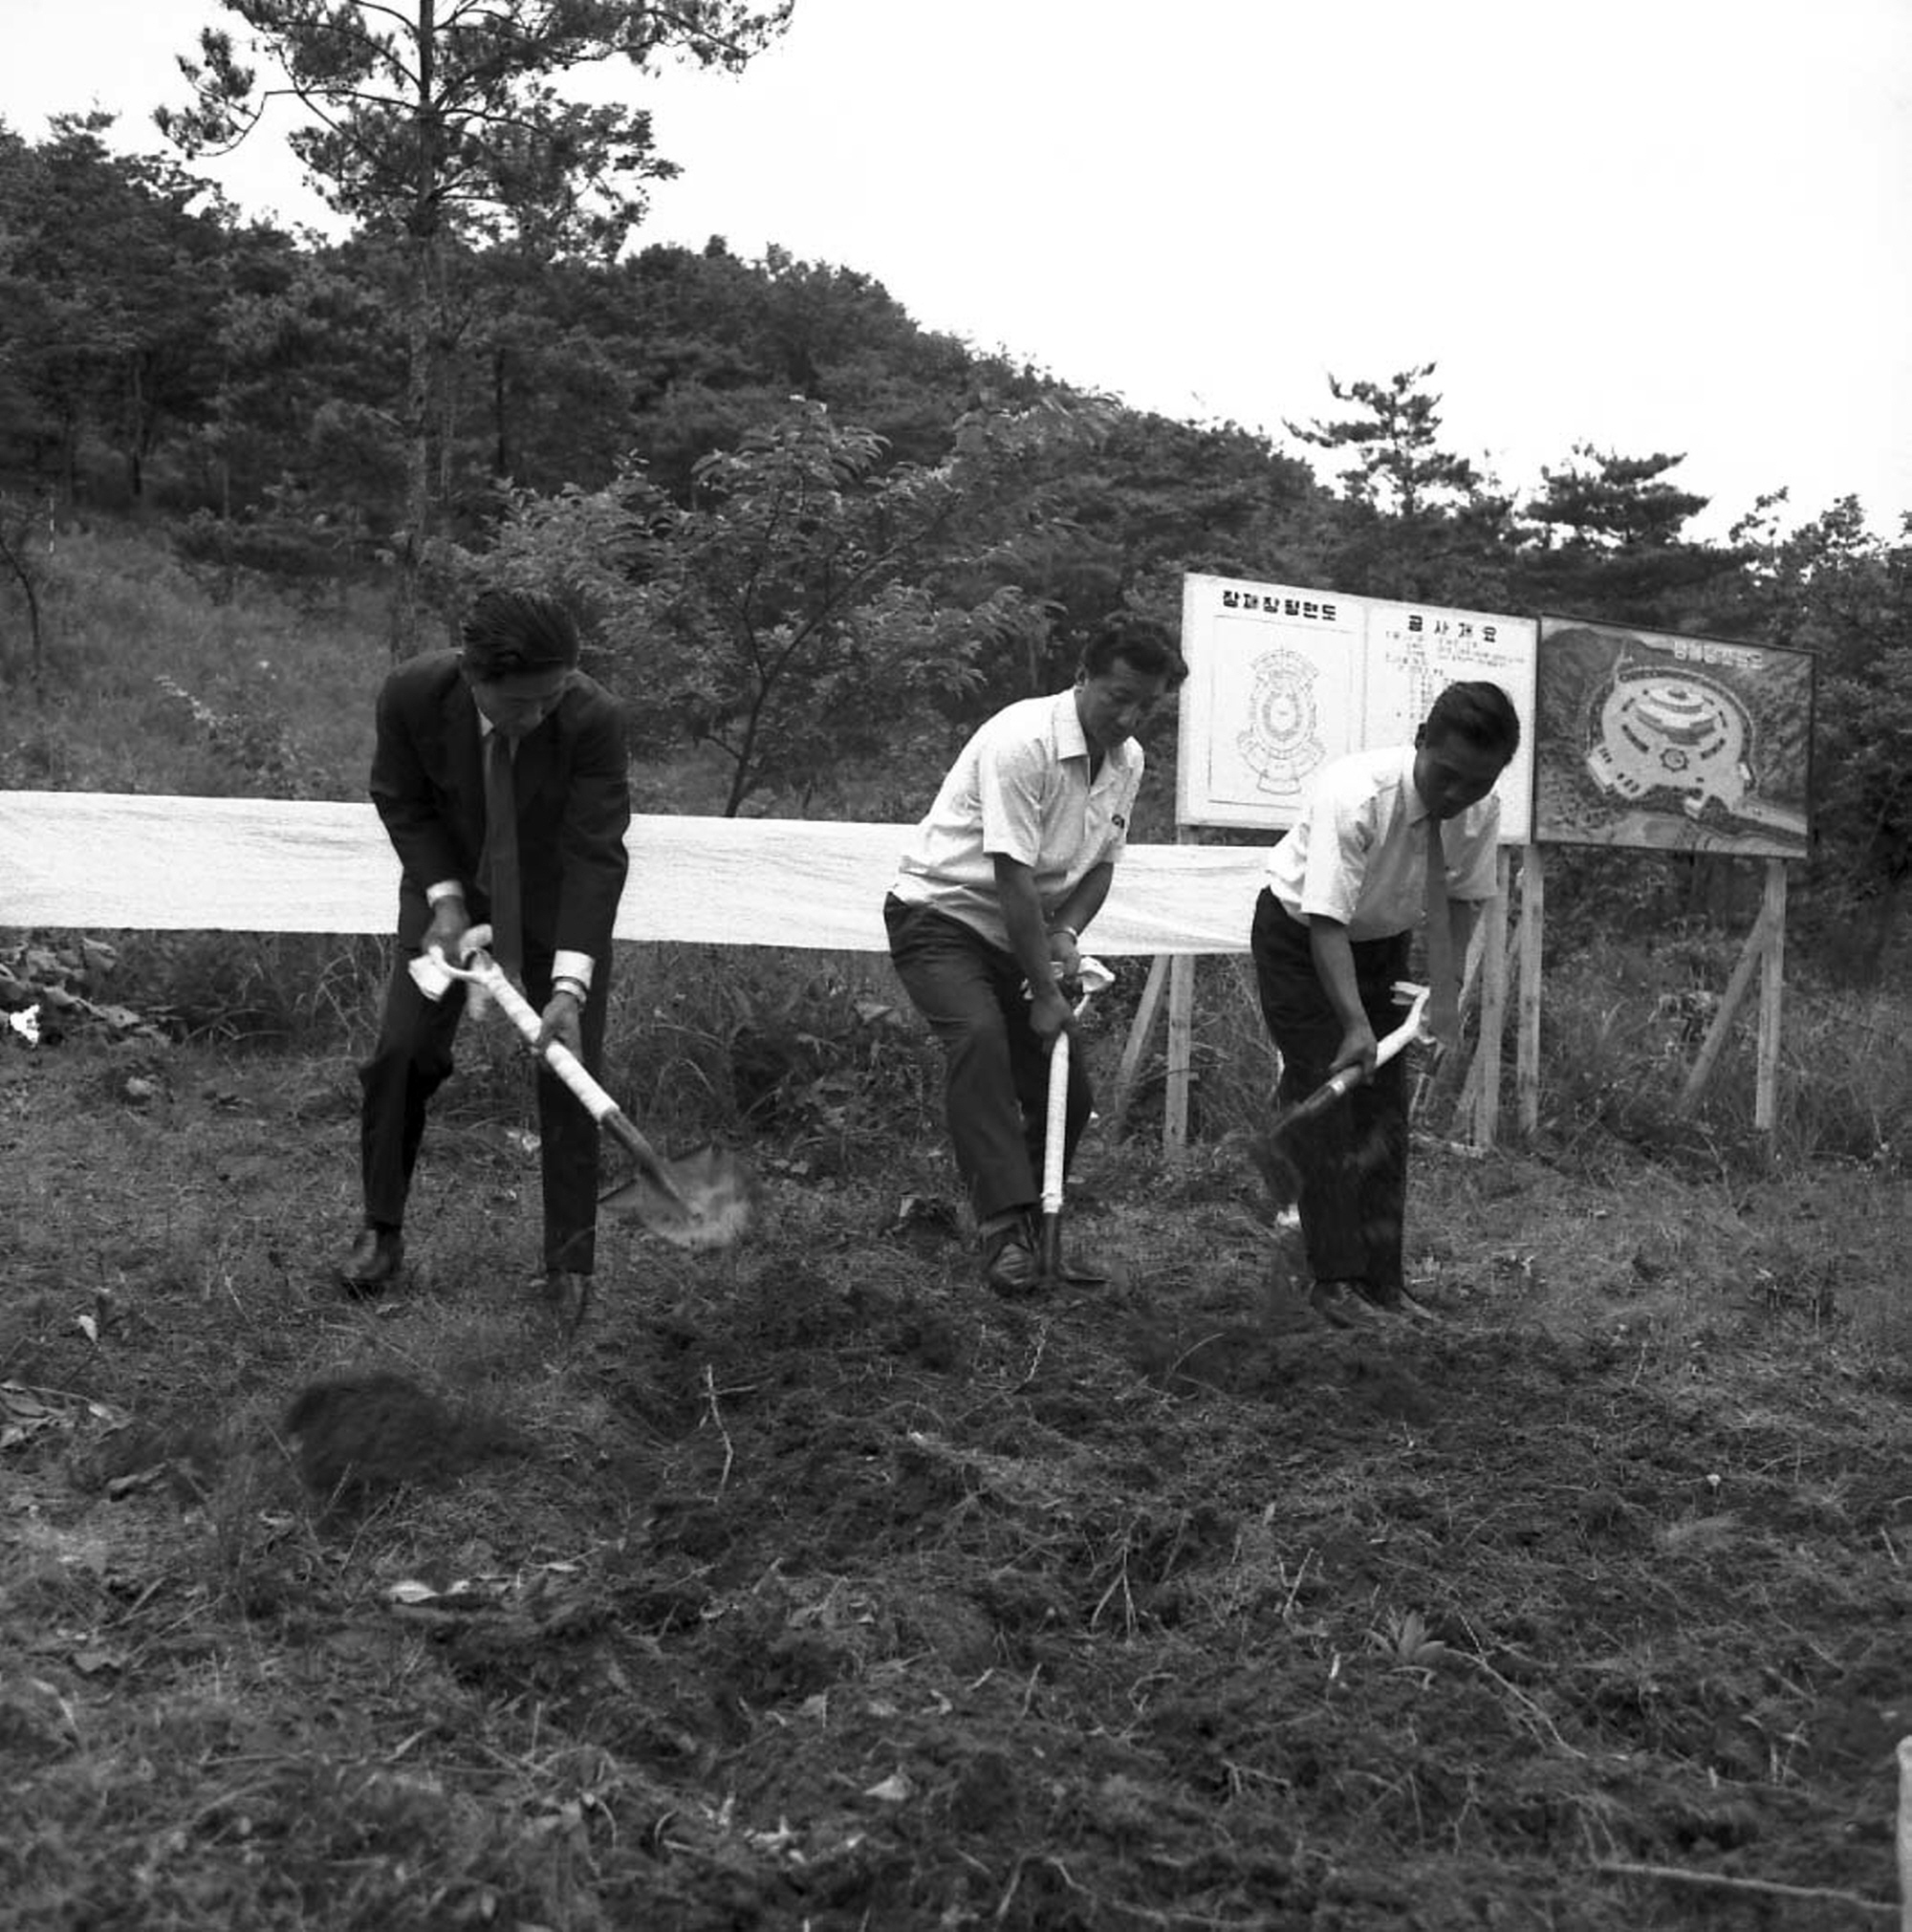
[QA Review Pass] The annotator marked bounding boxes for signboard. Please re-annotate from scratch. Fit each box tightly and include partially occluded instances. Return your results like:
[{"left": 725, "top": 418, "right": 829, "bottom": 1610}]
[
  {"left": 1176, "top": 573, "right": 1538, "bottom": 838},
  {"left": 1532, "top": 617, "right": 1814, "bottom": 857}
]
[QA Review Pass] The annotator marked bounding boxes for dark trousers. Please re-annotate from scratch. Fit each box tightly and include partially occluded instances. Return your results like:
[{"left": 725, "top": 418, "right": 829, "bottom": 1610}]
[
  {"left": 884, "top": 895, "right": 1092, "bottom": 1225},
  {"left": 1250, "top": 887, "right": 1410, "bottom": 1293},
  {"left": 358, "top": 943, "right": 610, "bottom": 1274}
]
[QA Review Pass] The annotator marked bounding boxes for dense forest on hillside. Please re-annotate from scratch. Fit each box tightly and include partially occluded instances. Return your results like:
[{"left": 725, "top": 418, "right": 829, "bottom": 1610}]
[{"left": 1, "top": 102, "right": 1909, "bottom": 967}]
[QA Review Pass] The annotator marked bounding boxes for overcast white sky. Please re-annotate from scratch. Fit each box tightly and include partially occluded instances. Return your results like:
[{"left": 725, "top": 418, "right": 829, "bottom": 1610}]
[{"left": 5, "top": 0, "right": 1908, "bottom": 542}]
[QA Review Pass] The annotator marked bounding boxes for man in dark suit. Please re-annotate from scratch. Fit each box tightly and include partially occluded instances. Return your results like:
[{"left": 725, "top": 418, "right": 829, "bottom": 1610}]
[{"left": 338, "top": 588, "right": 632, "bottom": 1318}]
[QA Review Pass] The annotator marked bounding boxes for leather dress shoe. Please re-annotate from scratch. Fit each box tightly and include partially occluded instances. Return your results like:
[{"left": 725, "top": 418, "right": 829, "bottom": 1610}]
[
  {"left": 1309, "top": 1278, "right": 1389, "bottom": 1331},
  {"left": 1054, "top": 1246, "right": 1111, "bottom": 1286},
  {"left": 337, "top": 1226, "right": 404, "bottom": 1298},
  {"left": 981, "top": 1222, "right": 1043, "bottom": 1297},
  {"left": 1378, "top": 1283, "right": 1445, "bottom": 1325}
]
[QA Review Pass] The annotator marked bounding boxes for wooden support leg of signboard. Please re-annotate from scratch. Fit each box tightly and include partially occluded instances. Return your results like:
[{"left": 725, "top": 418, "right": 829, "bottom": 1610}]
[
  {"left": 1106, "top": 952, "right": 1170, "bottom": 1141},
  {"left": 1452, "top": 911, "right": 1519, "bottom": 1139},
  {"left": 1414, "top": 915, "right": 1489, "bottom": 1123},
  {"left": 1516, "top": 843, "right": 1545, "bottom": 1140},
  {"left": 1475, "top": 849, "right": 1514, "bottom": 1147},
  {"left": 1164, "top": 951, "right": 1195, "bottom": 1165},
  {"left": 1755, "top": 858, "right": 1788, "bottom": 1132},
  {"left": 1679, "top": 884, "right": 1780, "bottom": 1117},
  {"left": 1466, "top": 850, "right": 1514, "bottom": 1148}
]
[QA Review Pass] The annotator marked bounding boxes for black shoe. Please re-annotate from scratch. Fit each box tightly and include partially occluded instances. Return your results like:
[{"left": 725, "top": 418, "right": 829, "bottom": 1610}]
[
  {"left": 1055, "top": 1248, "right": 1111, "bottom": 1286},
  {"left": 1310, "top": 1279, "right": 1389, "bottom": 1330},
  {"left": 981, "top": 1221, "right": 1043, "bottom": 1297},
  {"left": 337, "top": 1226, "right": 404, "bottom": 1299},
  {"left": 1388, "top": 1284, "right": 1446, "bottom": 1325}
]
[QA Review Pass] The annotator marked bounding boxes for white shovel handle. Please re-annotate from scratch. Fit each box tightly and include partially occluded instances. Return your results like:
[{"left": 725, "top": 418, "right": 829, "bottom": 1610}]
[
  {"left": 411, "top": 944, "right": 618, "bottom": 1123},
  {"left": 1041, "top": 1030, "right": 1072, "bottom": 1217},
  {"left": 1036, "top": 955, "right": 1110, "bottom": 1218},
  {"left": 1373, "top": 980, "right": 1432, "bottom": 1069}
]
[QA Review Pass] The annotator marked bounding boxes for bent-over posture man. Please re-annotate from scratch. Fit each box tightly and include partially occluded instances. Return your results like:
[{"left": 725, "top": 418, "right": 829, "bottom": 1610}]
[
  {"left": 338, "top": 588, "right": 631, "bottom": 1319},
  {"left": 885, "top": 617, "right": 1188, "bottom": 1295},
  {"left": 1251, "top": 680, "right": 1519, "bottom": 1329}
]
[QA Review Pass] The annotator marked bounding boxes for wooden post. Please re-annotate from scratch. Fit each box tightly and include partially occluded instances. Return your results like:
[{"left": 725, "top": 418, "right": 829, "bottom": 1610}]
[
  {"left": 1754, "top": 857, "right": 1787, "bottom": 1132},
  {"left": 1679, "top": 893, "right": 1776, "bottom": 1114},
  {"left": 1106, "top": 952, "right": 1169, "bottom": 1140},
  {"left": 1164, "top": 951, "right": 1195, "bottom": 1165},
  {"left": 1471, "top": 847, "right": 1512, "bottom": 1148},
  {"left": 1452, "top": 909, "right": 1519, "bottom": 1133},
  {"left": 1895, "top": 1734, "right": 1912, "bottom": 1932},
  {"left": 1416, "top": 912, "right": 1488, "bottom": 1123},
  {"left": 1162, "top": 823, "right": 1202, "bottom": 1164},
  {"left": 1516, "top": 843, "right": 1545, "bottom": 1138}
]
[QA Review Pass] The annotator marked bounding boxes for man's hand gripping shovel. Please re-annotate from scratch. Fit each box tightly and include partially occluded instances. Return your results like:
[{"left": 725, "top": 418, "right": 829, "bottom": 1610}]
[
  {"left": 1037, "top": 955, "right": 1115, "bottom": 1287},
  {"left": 409, "top": 931, "right": 755, "bottom": 1253},
  {"left": 1251, "top": 981, "right": 1432, "bottom": 1214}
]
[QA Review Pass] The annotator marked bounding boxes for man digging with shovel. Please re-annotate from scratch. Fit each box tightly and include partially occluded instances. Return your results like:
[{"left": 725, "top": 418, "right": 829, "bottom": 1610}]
[
  {"left": 1249, "top": 681, "right": 1519, "bottom": 1330},
  {"left": 337, "top": 588, "right": 631, "bottom": 1326},
  {"left": 884, "top": 615, "right": 1187, "bottom": 1295}
]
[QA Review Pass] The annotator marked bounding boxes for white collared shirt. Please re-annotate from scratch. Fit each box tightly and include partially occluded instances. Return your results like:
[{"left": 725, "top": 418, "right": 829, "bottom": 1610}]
[
  {"left": 1267, "top": 746, "right": 1500, "bottom": 940},
  {"left": 891, "top": 689, "right": 1141, "bottom": 948}
]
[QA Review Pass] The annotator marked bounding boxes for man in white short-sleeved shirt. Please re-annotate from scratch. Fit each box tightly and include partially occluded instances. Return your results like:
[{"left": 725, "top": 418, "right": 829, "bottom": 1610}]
[
  {"left": 886, "top": 617, "right": 1187, "bottom": 1295},
  {"left": 1251, "top": 682, "right": 1520, "bottom": 1330}
]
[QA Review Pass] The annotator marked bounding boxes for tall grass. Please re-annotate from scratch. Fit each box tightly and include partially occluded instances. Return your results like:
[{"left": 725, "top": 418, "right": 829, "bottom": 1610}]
[{"left": 1, "top": 522, "right": 390, "bottom": 799}]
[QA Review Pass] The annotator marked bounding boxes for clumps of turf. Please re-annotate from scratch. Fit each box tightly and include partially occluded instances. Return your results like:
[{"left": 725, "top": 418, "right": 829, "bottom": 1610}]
[{"left": 283, "top": 1370, "right": 528, "bottom": 1511}]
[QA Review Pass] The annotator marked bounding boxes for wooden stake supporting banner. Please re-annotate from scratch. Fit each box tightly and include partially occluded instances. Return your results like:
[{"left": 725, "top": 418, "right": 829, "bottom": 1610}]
[
  {"left": 1164, "top": 950, "right": 1195, "bottom": 1164},
  {"left": 1107, "top": 952, "right": 1170, "bottom": 1140},
  {"left": 1516, "top": 843, "right": 1545, "bottom": 1138},
  {"left": 1160, "top": 823, "right": 1202, "bottom": 1164}
]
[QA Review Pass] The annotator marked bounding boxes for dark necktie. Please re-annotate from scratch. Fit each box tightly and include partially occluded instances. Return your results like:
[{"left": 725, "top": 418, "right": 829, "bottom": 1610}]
[
  {"left": 483, "top": 731, "right": 523, "bottom": 981},
  {"left": 1424, "top": 817, "right": 1458, "bottom": 1044}
]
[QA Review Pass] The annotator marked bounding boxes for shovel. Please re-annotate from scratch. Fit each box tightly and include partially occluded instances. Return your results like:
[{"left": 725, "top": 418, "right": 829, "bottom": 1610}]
[
  {"left": 409, "top": 938, "right": 754, "bottom": 1251},
  {"left": 1037, "top": 955, "right": 1115, "bottom": 1286}
]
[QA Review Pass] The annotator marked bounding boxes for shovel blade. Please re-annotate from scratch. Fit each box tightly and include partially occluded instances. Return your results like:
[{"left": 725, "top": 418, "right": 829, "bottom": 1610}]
[{"left": 600, "top": 1143, "right": 756, "bottom": 1250}]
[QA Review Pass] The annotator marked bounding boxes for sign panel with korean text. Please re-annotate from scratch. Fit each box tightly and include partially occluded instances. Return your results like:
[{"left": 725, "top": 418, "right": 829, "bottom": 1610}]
[{"left": 1176, "top": 574, "right": 1537, "bottom": 839}]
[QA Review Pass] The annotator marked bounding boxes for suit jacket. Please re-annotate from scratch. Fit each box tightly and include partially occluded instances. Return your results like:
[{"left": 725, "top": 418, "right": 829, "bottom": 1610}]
[{"left": 369, "top": 651, "right": 631, "bottom": 958}]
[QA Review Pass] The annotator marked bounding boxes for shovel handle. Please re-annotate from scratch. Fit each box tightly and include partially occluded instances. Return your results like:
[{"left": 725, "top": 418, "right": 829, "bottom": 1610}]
[
  {"left": 460, "top": 955, "right": 615, "bottom": 1118},
  {"left": 1270, "top": 983, "right": 1434, "bottom": 1141},
  {"left": 1041, "top": 1029, "right": 1072, "bottom": 1217},
  {"left": 419, "top": 947, "right": 691, "bottom": 1212}
]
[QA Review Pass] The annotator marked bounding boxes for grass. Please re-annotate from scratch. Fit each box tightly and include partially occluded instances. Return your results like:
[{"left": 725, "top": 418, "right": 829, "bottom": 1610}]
[
  {"left": 5, "top": 1009, "right": 1911, "bottom": 1928},
  {"left": 6, "top": 515, "right": 1912, "bottom": 1925}
]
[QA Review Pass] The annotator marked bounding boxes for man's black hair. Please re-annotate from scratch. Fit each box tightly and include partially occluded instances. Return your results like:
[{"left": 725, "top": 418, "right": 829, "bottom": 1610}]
[
  {"left": 1079, "top": 613, "right": 1189, "bottom": 688},
  {"left": 1420, "top": 680, "right": 1520, "bottom": 758},
  {"left": 462, "top": 587, "right": 579, "bottom": 676}
]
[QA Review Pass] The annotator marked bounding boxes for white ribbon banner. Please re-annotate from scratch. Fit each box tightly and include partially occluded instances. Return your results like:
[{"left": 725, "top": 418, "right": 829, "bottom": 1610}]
[{"left": 0, "top": 792, "right": 1264, "bottom": 955}]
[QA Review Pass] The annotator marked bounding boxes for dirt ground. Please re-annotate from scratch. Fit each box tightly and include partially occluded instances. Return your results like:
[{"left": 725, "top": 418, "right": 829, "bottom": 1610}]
[{"left": 4, "top": 1033, "right": 1910, "bottom": 1930}]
